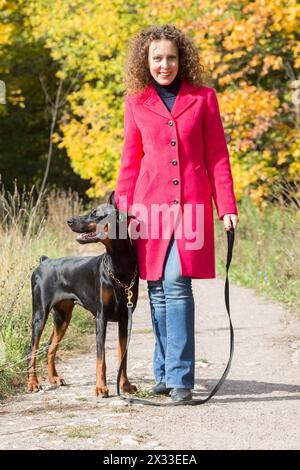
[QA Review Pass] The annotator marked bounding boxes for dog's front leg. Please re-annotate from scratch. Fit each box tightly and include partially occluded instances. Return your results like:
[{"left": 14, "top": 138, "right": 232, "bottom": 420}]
[
  {"left": 118, "top": 317, "right": 137, "bottom": 394},
  {"left": 27, "top": 304, "right": 49, "bottom": 392},
  {"left": 95, "top": 312, "right": 109, "bottom": 398}
]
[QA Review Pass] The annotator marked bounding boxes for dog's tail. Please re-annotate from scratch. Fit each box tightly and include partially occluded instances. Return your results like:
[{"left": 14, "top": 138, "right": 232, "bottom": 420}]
[{"left": 40, "top": 255, "right": 49, "bottom": 263}]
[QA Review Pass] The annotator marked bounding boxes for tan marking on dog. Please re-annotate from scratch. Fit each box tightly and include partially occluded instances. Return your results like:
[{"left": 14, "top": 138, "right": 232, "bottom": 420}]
[
  {"left": 118, "top": 323, "right": 137, "bottom": 394},
  {"left": 47, "top": 300, "right": 73, "bottom": 385},
  {"left": 95, "top": 355, "right": 108, "bottom": 397}
]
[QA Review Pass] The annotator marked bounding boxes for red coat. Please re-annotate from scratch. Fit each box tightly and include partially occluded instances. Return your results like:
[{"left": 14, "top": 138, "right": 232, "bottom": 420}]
[{"left": 114, "top": 78, "right": 238, "bottom": 280}]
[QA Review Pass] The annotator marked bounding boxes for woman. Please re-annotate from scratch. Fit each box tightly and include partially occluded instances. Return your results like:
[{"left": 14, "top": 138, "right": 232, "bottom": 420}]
[{"left": 114, "top": 24, "right": 239, "bottom": 402}]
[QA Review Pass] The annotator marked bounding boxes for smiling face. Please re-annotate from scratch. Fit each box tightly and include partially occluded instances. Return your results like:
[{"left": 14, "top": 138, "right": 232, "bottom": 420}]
[{"left": 148, "top": 39, "right": 179, "bottom": 85}]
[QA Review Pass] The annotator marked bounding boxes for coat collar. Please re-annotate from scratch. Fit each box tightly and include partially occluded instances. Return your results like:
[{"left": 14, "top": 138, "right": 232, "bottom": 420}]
[{"left": 141, "top": 78, "right": 198, "bottom": 119}]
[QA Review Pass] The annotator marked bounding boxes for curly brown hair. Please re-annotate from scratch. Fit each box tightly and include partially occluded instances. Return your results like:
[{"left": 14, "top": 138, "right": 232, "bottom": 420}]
[{"left": 122, "top": 24, "right": 208, "bottom": 97}]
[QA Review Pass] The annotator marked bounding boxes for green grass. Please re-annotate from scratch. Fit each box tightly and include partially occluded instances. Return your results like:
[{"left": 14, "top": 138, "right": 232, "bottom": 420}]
[
  {"left": 0, "top": 185, "right": 90, "bottom": 398},
  {"left": 1, "top": 183, "right": 299, "bottom": 400},
  {"left": 66, "top": 426, "right": 94, "bottom": 439},
  {"left": 215, "top": 194, "right": 300, "bottom": 316}
]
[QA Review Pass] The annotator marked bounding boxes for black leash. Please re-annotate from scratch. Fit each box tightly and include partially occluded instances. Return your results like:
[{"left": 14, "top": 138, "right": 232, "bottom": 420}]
[{"left": 117, "top": 227, "right": 235, "bottom": 406}]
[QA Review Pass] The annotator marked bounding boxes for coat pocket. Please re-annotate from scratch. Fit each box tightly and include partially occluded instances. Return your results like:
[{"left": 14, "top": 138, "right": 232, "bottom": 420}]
[{"left": 133, "top": 168, "right": 155, "bottom": 201}]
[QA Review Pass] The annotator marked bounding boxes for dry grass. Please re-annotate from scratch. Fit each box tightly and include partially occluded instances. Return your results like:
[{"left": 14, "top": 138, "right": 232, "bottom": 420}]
[
  {"left": 1, "top": 177, "right": 299, "bottom": 398},
  {"left": 0, "top": 182, "right": 94, "bottom": 397},
  {"left": 215, "top": 181, "right": 300, "bottom": 315}
]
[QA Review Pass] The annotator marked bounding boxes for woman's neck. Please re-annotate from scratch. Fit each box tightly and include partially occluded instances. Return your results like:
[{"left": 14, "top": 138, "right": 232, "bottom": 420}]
[{"left": 151, "top": 74, "right": 181, "bottom": 94}]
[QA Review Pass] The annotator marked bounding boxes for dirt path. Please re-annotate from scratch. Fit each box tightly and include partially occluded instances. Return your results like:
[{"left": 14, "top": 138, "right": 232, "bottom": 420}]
[{"left": 0, "top": 277, "right": 300, "bottom": 450}]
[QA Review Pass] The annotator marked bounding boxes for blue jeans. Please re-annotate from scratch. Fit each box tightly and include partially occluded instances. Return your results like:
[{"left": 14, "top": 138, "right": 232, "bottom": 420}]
[{"left": 147, "top": 234, "right": 195, "bottom": 388}]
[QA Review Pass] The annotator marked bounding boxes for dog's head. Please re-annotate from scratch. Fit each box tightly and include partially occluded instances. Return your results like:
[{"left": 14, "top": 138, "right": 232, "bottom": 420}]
[{"left": 67, "top": 191, "right": 136, "bottom": 244}]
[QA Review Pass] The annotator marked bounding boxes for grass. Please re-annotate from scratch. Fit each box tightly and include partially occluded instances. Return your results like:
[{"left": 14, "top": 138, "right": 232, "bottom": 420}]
[
  {"left": 40, "top": 428, "right": 56, "bottom": 434},
  {"left": 132, "top": 384, "right": 153, "bottom": 398},
  {"left": 110, "top": 406, "right": 137, "bottom": 413},
  {"left": 0, "top": 179, "right": 299, "bottom": 399},
  {"left": 0, "top": 183, "right": 94, "bottom": 398},
  {"left": 215, "top": 191, "right": 300, "bottom": 317},
  {"left": 66, "top": 426, "right": 94, "bottom": 439},
  {"left": 133, "top": 328, "right": 153, "bottom": 334}
]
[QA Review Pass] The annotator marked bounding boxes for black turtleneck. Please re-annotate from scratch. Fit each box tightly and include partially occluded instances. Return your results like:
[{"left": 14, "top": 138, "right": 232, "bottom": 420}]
[{"left": 151, "top": 74, "right": 181, "bottom": 112}]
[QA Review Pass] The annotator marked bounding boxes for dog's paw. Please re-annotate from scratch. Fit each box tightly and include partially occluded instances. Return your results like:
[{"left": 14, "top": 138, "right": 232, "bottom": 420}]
[
  {"left": 27, "top": 379, "right": 42, "bottom": 392},
  {"left": 95, "top": 385, "right": 109, "bottom": 398},
  {"left": 48, "top": 376, "right": 66, "bottom": 386},
  {"left": 121, "top": 381, "right": 137, "bottom": 394}
]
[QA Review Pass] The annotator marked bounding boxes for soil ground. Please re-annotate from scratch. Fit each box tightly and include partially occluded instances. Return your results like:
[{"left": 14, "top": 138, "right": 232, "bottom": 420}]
[{"left": 0, "top": 277, "right": 300, "bottom": 450}]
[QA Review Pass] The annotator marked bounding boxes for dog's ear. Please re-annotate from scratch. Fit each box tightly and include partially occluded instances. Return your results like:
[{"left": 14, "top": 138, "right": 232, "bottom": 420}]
[{"left": 107, "top": 191, "right": 117, "bottom": 208}]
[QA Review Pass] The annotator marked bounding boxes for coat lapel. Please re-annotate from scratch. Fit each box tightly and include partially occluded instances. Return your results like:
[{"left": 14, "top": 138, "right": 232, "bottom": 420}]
[{"left": 142, "top": 78, "right": 198, "bottom": 119}]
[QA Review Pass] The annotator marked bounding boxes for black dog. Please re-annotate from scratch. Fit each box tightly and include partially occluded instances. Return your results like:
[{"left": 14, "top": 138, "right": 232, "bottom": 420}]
[{"left": 27, "top": 192, "right": 139, "bottom": 397}]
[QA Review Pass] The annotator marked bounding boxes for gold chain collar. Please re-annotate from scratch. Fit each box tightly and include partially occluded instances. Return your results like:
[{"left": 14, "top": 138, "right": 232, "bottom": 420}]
[{"left": 103, "top": 254, "right": 138, "bottom": 307}]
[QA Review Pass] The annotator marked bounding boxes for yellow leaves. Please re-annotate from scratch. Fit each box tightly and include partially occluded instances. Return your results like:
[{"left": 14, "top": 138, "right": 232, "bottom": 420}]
[
  {"left": 0, "top": 23, "right": 15, "bottom": 46},
  {"left": 217, "top": 70, "right": 244, "bottom": 86},
  {"left": 289, "top": 161, "right": 300, "bottom": 177},
  {"left": 17, "top": 0, "right": 298, "bottom": 204},
  {"left": 250, "top": 185, "right": 269, "bottom": 209},
  {"left": 249, "top": 54, "right": 261, "bottom": 68},
  {"left": 57, "top": 80, "right": 125, "bottom": 195},
  {"left": 261, "top": 55, "right": 283, "bottom": 76},
  {"left": 287, "top": 135, "right": 300, "bottom": 176},
  {"left": 55, "top": 70, "right": 67, "bottom": 80},
  {"left": 213, "top": 63, "right": 230, "bottom": 80},
  {"left": 217, "top": 82, "right": 288, "bottom": 203},
  {"left": 24, "top": 0, "right": 128, "bottom": 76},
  {"left": 262, "top": 150, "right": 272, "bottom": 161},
  {"left": 0, "top": 1, "right": 18, "bottom": 47},
  {"left": 224, "top": 84, "right": 279, "bottom": 128},
  {"left": 21, "top": 0, "right": 147, "bottom": 197},
  {"left": 223, "top": 19, "right": 258, "bottom": 51},
  {"left": 7, "top": 89, "right": 25, "bottom": 107},
  {"left": 292, "top": 43, "right": 300, "bottom": 69},
  {"left": 223, "top": 50, "right": 247, "bottom": 62},
  {"left": 175, "top": 1, "right": 298, "bottom": 207},
  {"left": 277, "top": 151, "right": 289, "bottom": 166}
]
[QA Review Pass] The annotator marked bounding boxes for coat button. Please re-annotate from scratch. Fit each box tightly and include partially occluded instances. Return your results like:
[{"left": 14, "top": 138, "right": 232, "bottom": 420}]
[
  {"left": 169, "top": 120, "right": 174, "bottom": 127},
  {"left": 172, "top": 179, "right": 179, "bottom": 185},
  {"left": 173, "top": 199, "right": 179, "bottom": 204},
  {"left": 170, "top": 139, "right": 176, "bottom": 146},
  {"left": 172, "top": 159, "right": 178, "bottom": 166}
]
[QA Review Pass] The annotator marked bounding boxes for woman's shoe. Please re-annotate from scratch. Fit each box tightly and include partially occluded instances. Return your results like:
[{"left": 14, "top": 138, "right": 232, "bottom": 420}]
[
  {"left": 149, "top": 381, "right": 172, "bottom": 396},
  {"left": 170, "top": 388, "right": 192, "bottom": 402}
]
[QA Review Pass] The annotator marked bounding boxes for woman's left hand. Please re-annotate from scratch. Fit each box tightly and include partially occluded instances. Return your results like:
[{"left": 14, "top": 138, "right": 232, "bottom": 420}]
[{"left": 223, "top": 214, "right": 238, "bottom": 231}]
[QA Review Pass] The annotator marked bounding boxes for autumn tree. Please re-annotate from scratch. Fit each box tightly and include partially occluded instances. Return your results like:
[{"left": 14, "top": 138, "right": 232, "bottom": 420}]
[
  {"left": 24, "top": 0, "right": 150, "bottom": 197},
  {"left": 2, "top": 0, "right": 299, "bottom": 206},
  {"left": 0, "top": 0, "right": 90, "bottom": 195},
  {"left": 150, "top": 0, "right": 300, "bottom": 206}
]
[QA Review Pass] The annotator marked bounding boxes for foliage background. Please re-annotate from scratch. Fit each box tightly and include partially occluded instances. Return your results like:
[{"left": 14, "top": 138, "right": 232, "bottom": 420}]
[
  {"left": 0, "top": 1, "right": 299, "bottom": 397},
  {"left": 1, "top": 0, "right": 299, "bottom": 205}
]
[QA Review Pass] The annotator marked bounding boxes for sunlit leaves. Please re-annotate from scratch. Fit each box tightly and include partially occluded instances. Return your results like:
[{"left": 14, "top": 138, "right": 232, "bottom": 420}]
[{"left": 10, "top": 0, "right": 299, "bottom": 204}]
